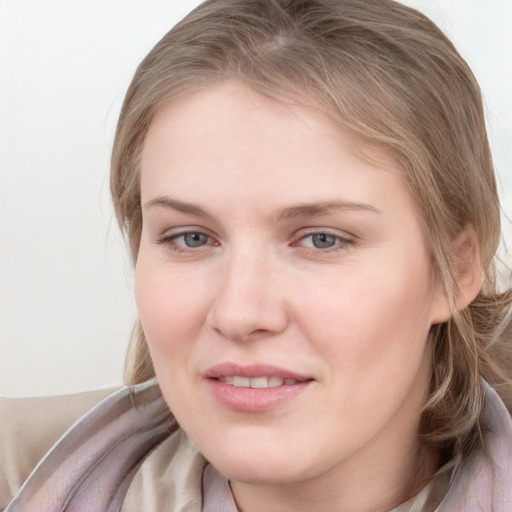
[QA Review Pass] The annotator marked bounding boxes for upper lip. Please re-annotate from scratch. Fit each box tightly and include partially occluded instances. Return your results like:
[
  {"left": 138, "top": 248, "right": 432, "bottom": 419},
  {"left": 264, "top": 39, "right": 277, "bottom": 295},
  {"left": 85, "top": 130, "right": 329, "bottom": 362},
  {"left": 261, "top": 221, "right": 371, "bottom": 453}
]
[{"left": 203, "top": 362, "right": 312, "bottom": 382}]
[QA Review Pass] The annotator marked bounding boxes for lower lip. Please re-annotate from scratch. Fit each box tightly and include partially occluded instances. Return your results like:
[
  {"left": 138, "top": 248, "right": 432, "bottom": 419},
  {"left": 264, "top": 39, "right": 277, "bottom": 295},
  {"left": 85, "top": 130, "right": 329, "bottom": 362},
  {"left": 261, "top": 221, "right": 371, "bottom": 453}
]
[{"left": 206, "top": 379, "right": 312, "bottom": 412}]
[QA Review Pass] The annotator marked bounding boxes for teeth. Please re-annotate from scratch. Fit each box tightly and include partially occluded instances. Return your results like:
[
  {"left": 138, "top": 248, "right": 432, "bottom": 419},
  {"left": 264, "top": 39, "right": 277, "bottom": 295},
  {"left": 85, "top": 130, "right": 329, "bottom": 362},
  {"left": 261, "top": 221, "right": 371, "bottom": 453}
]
[
  {"left": 268, "top": 377, "right": 284, "bottom": 387},
  {"left": 233, "top": 376, "right": 251, "bottom": 387},
  {"left": 250, "top": 376, "right": 269, "bottom": 388},
  {"left": 219, "top": 376, "right": 297, "bottom": 388}
]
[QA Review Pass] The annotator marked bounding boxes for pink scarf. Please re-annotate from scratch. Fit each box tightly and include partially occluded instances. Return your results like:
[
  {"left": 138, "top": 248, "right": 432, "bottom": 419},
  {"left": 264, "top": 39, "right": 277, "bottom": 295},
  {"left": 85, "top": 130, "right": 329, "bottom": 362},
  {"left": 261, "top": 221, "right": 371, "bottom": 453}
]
[{"left": 6, "top": 380, "right": 512, "bottom": 511}]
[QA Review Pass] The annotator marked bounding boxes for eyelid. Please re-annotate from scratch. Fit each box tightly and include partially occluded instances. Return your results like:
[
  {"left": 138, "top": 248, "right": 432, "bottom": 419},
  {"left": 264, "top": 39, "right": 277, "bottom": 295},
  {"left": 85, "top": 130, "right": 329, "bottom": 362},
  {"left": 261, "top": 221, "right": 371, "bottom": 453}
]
[
  {"left": 156, "top": 227, "right": 220, "bottom": 250},
  {"left": 291, "top": 228, "right": 356, "bottom": 250}
]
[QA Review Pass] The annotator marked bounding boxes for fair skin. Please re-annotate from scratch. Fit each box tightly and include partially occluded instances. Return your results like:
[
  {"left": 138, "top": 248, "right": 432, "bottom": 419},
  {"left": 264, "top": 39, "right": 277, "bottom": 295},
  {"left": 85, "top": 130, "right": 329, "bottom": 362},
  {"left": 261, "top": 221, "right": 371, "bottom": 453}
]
[{"left": 135, "top": 80, "right": 451, "bottom": 512}]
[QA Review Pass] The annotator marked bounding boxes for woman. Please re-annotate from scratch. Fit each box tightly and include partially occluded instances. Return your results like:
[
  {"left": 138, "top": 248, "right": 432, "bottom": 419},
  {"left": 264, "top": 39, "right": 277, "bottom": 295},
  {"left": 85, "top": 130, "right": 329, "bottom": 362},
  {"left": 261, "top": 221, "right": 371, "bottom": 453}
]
[{"left": 3, "top": 0, "right": 511, "bottom": 510}]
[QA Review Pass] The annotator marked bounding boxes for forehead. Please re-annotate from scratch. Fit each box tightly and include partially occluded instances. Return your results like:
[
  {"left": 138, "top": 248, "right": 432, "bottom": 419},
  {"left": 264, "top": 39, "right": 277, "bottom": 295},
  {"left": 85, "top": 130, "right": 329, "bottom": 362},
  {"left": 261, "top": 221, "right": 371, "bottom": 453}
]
[
  {"left": 140, "top": 80, "right": 413, "bottom": 216},
  {"left": 143, "top": 81, "right": 398, "bottom": 168}
]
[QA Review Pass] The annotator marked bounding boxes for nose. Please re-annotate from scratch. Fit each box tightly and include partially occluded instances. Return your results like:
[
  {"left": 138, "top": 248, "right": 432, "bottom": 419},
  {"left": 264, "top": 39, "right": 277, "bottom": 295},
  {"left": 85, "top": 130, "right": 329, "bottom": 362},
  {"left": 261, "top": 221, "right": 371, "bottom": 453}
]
[{"left": 207, "top": 250, "right": 289, "bottom": 342}]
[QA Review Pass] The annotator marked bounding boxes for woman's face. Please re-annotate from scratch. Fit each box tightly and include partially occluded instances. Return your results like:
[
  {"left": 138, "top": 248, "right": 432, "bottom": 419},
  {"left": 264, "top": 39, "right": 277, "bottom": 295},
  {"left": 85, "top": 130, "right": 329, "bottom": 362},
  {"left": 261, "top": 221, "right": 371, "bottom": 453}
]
[{"left": 136, "top": 81, "right": 449, "bottom": 489}]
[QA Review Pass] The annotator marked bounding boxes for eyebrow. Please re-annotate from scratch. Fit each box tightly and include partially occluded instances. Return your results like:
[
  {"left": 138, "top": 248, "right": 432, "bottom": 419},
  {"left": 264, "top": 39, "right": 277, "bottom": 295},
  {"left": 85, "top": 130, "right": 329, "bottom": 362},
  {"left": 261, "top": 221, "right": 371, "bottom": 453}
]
[
  {"left": 143, "top": 197, "right": 380, "bottom": 219},
  {"left": 277, "top": 201, "right": 380, "bottom": 220},
  {"left": 144, "top": 197, "right": 210, "bottom": 217}
]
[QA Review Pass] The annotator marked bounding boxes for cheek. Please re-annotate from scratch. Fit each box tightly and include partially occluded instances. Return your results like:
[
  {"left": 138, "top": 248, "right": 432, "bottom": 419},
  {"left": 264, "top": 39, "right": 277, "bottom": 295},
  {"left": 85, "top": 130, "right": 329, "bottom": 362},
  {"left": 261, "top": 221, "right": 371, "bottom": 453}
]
[
  {"left": 134, "top": 257, "right": 210, "bottom": 420},
  {"left": 293, "top": 261, "right": 435, "bottom": 374},
  {"left": 134, "top": 256, "right": 209, "bottom": 360}
]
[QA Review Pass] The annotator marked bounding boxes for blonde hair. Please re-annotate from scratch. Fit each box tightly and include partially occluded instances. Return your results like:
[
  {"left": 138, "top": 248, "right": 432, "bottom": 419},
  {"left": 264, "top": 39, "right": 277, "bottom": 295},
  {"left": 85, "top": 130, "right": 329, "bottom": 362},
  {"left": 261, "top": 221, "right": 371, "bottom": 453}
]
[{"left": 111, "top": 0, "right": 512, "bottom": 472}]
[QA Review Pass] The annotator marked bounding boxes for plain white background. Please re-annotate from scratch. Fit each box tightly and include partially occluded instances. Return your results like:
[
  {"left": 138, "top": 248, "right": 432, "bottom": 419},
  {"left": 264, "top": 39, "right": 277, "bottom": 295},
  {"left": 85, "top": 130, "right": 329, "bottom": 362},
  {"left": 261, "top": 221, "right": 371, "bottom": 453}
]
[{"left": 1, "top": 0, "right": 511, "bottom": 397}]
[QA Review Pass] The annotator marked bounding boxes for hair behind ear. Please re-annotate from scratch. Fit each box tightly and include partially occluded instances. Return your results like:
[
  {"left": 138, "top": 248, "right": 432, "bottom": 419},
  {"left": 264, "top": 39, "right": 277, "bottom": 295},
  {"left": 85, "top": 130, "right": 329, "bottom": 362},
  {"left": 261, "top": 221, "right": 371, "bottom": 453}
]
[{"left": 124, "top": 320, "right": 155, "bottom": 384}]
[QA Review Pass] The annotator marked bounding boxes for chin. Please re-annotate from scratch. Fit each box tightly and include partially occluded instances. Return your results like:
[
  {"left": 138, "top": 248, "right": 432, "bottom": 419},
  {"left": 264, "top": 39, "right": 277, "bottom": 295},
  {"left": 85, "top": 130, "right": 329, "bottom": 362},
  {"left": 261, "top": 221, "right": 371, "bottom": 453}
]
[
  {"left": 217, "top": 459, "right": 305, "bottom": 486},
  {"left": 200, "top": 436, "right": 315, "bottom": 485}
]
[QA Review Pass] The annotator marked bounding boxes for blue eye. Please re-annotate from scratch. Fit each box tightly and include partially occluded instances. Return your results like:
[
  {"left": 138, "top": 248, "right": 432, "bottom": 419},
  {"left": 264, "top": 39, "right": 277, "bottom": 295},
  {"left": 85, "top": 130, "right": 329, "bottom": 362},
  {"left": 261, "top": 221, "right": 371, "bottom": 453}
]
[
  {"left": 294, "top": 231, "right": 355, "bottom": 252},
  {"left": 179, "top": 232, "right": 209, "bottom": 247},
  {"left": 157, "top": 230, "right": 217, "bottom": 252},
  {"left": 309, "top": 233, "right": 339, "bottom": 249},
  {"left": 299, "top": 232, "right": 344, "bottom": 249}
]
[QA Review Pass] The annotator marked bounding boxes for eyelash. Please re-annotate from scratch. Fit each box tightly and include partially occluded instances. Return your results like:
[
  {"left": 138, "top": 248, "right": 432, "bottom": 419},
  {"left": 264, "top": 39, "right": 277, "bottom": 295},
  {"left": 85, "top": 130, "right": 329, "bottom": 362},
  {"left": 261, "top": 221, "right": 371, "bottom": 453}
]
[
  {"left": 156, "top": 230, "right": 219, "bottom": 253},
  {"left": 156, "top": 229, "right": 355, "bottom": 254},
  {"left": 294, "top": 231, "right": 355, "bottom": 252}
]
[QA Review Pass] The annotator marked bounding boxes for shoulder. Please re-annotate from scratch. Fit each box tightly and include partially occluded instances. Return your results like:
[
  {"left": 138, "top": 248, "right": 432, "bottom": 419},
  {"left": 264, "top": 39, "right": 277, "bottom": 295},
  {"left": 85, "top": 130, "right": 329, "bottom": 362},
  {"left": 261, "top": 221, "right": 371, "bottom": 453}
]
[
  {"left": 0, "top": 387, "right": 116, "bottom": 509},
  {"left": 436, "top": 382, "right": 512, "bottom": 511},
  {"left": 3, "top": 380, "right": 205, "bottom": 511}
]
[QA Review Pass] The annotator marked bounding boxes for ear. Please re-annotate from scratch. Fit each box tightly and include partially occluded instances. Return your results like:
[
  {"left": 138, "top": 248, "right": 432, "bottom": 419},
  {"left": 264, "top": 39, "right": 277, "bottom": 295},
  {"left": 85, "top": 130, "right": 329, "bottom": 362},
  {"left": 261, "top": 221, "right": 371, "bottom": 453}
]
[
  {"left": 430, "top": 224, "right": 483, "bottom": 325},
  {"left": 451, "top": 224, "right": 483, "bottom": 311}
]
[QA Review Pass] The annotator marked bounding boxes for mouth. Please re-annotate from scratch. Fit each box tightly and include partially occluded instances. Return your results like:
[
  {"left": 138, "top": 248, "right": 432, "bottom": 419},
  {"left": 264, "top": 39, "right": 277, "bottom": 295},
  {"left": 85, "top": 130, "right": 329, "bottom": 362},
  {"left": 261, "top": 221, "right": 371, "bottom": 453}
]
[{"left": 203, "top": 363, "right": 314, "bottom": 412}]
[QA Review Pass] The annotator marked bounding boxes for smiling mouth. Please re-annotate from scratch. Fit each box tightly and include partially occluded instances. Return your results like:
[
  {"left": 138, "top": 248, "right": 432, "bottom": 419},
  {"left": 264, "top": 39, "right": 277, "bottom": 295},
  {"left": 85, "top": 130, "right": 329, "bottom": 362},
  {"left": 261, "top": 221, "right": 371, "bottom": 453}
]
[
  {"left": 204, "top": 363, "right": 314, "bottom": 411},
  {"left": 217, "top": 376, "right": 300, "bottom": 388},
  {"left": 207, "top": 374, "right": 313, "bottom": 412}
]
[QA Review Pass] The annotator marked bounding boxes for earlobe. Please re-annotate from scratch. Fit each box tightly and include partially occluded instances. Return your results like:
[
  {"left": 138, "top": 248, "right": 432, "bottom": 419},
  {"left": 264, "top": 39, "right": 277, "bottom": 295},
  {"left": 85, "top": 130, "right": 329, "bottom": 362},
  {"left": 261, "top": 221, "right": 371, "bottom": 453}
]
[{"left": 451, "top": 224, "right": 483, "bottom": 311}]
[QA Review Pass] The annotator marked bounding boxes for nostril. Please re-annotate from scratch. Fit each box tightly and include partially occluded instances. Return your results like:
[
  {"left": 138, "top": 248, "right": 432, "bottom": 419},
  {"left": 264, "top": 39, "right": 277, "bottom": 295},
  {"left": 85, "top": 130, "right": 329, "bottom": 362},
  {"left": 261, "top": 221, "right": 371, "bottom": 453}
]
[{"left": 247, "top": 328, "right": 272, "bottom": 338}]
